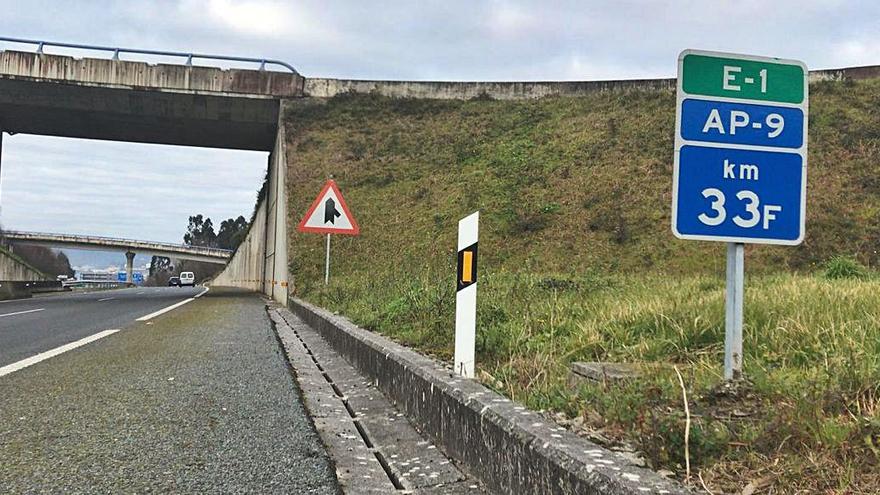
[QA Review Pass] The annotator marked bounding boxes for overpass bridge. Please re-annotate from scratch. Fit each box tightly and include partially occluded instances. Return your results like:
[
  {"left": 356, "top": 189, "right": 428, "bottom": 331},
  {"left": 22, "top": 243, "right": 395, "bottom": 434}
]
[
  {"left": 0, "top": 37, "right": 293, "bottom": 300},
  {"left": 2, "top": 230, "right": 231, "bottom": 284}
]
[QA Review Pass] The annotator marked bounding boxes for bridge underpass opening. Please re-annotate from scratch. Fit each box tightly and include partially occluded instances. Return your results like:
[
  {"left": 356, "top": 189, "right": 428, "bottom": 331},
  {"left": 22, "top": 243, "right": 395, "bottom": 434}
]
[
  {"left": 0, "top": 135, "right": 265, "bottom": 285},
  {"left": 0, "top": 47, "right": 299, "bottom": 299}
]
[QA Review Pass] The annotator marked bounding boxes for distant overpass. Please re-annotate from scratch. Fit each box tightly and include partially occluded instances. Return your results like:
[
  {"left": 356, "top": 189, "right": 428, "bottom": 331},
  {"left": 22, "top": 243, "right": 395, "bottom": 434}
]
[
  {"left": 3, "top": 230, "right": 232, "bottom": 284},
  {"left": 3, "top": 230, "right": 232, "bottom": 263}
]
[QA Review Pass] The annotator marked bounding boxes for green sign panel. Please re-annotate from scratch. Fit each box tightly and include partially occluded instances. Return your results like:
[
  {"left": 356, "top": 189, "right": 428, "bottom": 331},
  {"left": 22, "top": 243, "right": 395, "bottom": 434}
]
[{"left": 682, "top": 53, "right": 805, "bottom": 104}]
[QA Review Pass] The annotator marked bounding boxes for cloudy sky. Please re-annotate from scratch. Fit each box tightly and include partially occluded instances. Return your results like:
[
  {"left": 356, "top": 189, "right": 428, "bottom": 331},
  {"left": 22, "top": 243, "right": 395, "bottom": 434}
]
[{"left": 0, "top": 0, "right": 878, "bottom": 246}]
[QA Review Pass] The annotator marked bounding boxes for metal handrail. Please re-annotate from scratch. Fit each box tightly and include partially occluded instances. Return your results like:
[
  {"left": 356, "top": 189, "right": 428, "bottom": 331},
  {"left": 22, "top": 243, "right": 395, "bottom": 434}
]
[
  {"left": 0, "top": 36, "right": 299, "bottom": 75},
  {"left": 1, "top": 230, "right": 233, "bottom": 256}
]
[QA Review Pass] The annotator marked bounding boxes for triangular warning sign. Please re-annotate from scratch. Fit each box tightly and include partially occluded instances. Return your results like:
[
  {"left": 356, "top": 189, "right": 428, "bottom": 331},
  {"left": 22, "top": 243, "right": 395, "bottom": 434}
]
[{"left": 297, "top": 180, "right": 360, "bottom": 235}]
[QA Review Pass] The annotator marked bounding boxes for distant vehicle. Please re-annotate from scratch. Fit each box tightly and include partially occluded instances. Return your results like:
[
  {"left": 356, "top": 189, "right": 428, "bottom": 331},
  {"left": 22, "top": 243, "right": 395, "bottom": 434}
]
[
  {"left": 179, "top": 272, "right": 196, "bottom": 287},
  {"left": 168, "top": 276, "right": 180, "bottom": 287}
]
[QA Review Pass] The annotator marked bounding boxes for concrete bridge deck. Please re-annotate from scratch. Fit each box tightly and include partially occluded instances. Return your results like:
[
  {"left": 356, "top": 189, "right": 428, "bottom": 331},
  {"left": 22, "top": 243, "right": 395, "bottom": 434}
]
[{"left": 0, "top": 50, "right": 303, "bottom": 150}]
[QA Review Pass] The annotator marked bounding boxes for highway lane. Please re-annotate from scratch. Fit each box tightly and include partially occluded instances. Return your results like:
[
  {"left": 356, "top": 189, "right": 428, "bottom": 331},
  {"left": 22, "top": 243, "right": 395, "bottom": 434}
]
[
  {"left": 0, "top": 286, "right": 204, "bottom": 368},
  {"left": 0, "top": 287, "right": 339, "bottom": 492}
]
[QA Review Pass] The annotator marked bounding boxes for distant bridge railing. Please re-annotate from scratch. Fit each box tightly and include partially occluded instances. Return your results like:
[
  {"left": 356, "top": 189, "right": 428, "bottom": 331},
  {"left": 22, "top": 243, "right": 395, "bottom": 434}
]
[
  {"left": 0, "top": 36, "right": 299, "bottom": 75},
  {"left": 1, "top": 230, "right": 232, "bottom": 259}
]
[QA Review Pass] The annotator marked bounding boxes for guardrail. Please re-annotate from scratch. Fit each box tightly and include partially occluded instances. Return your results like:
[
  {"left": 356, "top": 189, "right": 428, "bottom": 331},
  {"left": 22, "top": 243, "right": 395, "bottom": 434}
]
[
  {"left": 63, "top": 280, "right": 126, "bottom": 290},
  {"left": 0, "top": 36, "right": 299, "bottom": 75}
]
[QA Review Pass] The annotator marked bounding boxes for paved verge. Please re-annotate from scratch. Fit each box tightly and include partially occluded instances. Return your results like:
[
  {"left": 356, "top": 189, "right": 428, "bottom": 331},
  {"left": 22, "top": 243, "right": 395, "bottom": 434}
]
[{"left": 0, "top": 287, "right": 339, "bottom": 494}]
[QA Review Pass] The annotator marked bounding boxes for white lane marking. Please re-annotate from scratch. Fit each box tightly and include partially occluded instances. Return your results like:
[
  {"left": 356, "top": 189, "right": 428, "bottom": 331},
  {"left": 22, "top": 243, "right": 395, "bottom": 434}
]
[
  {"left": 193, "top": 287, "right": 210, "bottom": 298},
  {"left": 0, "top": 308, "right": 45, "bottom": 318},
  {"left": 136, "top": 287, "right": 208, "bottom": 321},
  {"left": 0, "top": 329, "right": 120, "bottom": 377},
  {"left": 136, "top": 299, "right": 193, "bottom": 321},
  {"left": 97, "top": 297, "right": 115, "bottom": 302},
  {"left": 137, "top": 291, "right": 145, "bottom": 295}
]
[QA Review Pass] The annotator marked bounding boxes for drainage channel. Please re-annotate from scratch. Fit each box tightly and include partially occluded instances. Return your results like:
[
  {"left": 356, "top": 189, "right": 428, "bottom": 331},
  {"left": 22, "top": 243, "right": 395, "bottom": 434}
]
[{"left": 277, "top": 311, "right": 407, "bottom": 491}]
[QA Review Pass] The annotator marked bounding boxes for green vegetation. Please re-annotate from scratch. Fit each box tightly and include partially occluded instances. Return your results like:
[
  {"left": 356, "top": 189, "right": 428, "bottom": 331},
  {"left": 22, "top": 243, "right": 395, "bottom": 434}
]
[{"left": 284, "top": 78, "right": 880, "bottom": 492}]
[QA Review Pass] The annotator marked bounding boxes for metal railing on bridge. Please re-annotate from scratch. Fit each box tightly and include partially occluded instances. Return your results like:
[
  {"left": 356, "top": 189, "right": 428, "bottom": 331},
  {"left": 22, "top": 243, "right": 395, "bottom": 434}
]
[
  {"left": 0, "top": 36, "right": 299, "bottom": 75},
  {"left": 1, "top": 230, "right": 233, "bottom": 259}
]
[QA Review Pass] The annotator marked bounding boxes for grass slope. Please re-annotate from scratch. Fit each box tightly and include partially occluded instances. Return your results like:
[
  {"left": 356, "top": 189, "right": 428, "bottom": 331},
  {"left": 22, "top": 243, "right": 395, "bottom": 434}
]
[{"left": 284, "top": 79, "right": 880, "bottom": 492}]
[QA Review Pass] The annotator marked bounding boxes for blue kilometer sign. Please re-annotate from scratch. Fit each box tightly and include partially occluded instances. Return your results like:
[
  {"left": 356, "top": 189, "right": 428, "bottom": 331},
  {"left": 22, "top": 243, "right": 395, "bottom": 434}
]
[{"left": 673, "top": 50, "right": 808, "bottom": 245}]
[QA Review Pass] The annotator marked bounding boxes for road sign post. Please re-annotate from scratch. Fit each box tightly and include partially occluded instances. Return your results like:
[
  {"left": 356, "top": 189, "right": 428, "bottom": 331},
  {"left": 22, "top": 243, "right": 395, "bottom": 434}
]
[
  {"left": 325, "top": 234, "right": 331, "bottom": 284},
  {"left": 672, "top": 50, "right": 808, "bottom": 380},
  {"left": 455, "top": 211, "right": 479, "bottom": 379},
  {"left": 297, "top": 180, "right": 360, "bottom": 285}
]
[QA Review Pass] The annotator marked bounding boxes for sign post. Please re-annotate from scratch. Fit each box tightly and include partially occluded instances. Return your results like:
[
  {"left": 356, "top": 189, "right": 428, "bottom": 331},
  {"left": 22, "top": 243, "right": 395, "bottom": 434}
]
[
  {"left": 297, "top": 179, "right": 360, "bottom": 284},
  {"left": 455, "top": 211, "right": 479, "bottom": 378},
  {"left": 673, "top": 50, "right": 808, "bottom": 380},
  {"left": 325, "top": 234, "right": 331, "bottom": 284}
]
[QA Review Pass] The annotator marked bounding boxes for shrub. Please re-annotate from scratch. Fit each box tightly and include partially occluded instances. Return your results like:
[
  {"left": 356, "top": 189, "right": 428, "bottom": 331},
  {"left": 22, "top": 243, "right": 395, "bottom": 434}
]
[{"left": 823, "top": 255, "right": 867, "bottom": 280}]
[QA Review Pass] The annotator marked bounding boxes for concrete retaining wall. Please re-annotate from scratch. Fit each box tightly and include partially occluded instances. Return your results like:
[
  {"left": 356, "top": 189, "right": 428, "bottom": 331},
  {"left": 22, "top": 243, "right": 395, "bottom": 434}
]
[
  {"left": 0, "top": 281, "right": 32, "bottom": 300},
  {"left": 212, "top": 108, "right": 289, "bottom": 304},
  {"left": 0, "top": 246, "right": 47, "bottom": 281},
  {"left": 290, "top": 298, "right": 690, "bottom": 495},
  {"left": 263, "top": 117, "right": 290, "bottom": 304},
  {"left": 305, "top": 77, "right": 676, "bottom": 100},
  {"left": 212, "top": 199, "right": 267, "bottom": 292},
  {"left": 305, "top": 64, "right": 880, "bottom": 101}
]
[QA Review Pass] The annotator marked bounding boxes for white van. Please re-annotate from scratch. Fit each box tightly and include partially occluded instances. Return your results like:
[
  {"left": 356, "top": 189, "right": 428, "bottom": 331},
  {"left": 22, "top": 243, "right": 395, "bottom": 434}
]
[{"left": 179, "top": 272, "right": 196, "bottom": 287}]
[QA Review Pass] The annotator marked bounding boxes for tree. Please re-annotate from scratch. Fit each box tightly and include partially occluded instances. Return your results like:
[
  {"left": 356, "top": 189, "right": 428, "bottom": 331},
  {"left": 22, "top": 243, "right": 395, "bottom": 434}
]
[
  {"left": 183, "top": 214, "right": 217, "bottom": 247},
  {"left": 145, "top": 255, "right": 174, "bottom": 285},
  {"left": 216, "top": 215, "right": 249, "bottom": 250},
  {"left": 184, "top": 214, "right": 248, "bottom": 251}
]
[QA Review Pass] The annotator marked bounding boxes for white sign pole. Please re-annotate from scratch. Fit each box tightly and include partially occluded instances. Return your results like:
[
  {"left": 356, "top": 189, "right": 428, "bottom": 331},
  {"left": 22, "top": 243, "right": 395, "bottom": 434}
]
[
  {"left": 455, "top": 212, "right": 479, "bottom": 378},
  {"left": 724, "top": 242, "right": 744, "bottom": 380},
  {"left": 324, "top": 233, "right": 331, "bottom": 284}
]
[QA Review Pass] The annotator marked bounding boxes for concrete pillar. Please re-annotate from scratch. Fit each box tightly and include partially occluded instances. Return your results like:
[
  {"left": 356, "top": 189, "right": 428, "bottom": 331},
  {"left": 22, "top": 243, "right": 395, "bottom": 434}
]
[{"left": 125, "top": 251, "right": 135, "bottom": 286}]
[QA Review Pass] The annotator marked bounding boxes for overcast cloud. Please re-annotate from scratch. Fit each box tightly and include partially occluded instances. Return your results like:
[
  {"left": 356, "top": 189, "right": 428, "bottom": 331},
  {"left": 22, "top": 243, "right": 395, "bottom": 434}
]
[{"left": 0, "top": 1, "right": 878, "bottom": 243}]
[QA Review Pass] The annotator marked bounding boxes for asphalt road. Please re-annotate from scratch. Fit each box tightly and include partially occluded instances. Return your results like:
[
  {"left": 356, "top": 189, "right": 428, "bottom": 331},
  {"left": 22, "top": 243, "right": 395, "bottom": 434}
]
[
  {"left": 0, "top": 286, "right": 203, "bottom": 368},
  {"left": 0, "top": 287, "right": 340, "bottom": 493}
]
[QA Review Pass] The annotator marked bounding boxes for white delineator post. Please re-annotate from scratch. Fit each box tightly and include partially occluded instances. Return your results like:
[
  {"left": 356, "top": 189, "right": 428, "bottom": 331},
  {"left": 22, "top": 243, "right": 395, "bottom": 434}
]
[
  {"left": 724, "top": 242, "right": 745, "bottom": 380},
  {"left": 455, "top": 212, "right": 479, "bottom": 378}
]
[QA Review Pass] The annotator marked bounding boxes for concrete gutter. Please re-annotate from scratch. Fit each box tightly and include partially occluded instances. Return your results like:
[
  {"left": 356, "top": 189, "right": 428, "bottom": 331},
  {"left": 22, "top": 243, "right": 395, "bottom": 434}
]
[{"left": 290, "top": 298, "right": 691, "bottom": 494}]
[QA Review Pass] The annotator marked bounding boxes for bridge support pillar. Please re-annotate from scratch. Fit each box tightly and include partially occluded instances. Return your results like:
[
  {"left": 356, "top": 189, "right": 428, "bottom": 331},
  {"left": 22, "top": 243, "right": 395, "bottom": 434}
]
[{"left": 125, "top": 251, "right": 135, "bottom": 286}]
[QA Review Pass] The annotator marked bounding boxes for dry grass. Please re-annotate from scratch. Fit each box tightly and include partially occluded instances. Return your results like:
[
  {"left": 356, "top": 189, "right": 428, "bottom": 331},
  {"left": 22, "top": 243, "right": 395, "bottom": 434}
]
[{"left": 284, "top": 79, "right": 880, "bottom": 492}]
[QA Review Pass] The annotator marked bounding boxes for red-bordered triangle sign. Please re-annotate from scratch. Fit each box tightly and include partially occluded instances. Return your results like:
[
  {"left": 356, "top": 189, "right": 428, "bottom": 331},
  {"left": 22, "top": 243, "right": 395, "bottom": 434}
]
[{"left": 297, "top": 180, "right": 360, "bottom": 235}]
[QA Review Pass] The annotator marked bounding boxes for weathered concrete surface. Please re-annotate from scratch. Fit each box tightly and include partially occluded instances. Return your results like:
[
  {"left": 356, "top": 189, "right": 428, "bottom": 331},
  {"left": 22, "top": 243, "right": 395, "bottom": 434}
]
[
  {"left": 569, "top": 362, "right": 642, "bottom": 387},
  {"left": 305, "top": 64, "right": 880, "bottom": 101},
  {"left": 0, "top": 281, "right": 32, "bottom": 300},
  {"left": 0, "top": 51, "right": 299, "bottom": 150},
  {"left": 290, "top": 298, "right": 690, "bottom": 495},
  {"left": 0, "top": 245, "right": 46, "bottom": 281},
  {"left": 211, "top": 118, "right": 289, "bottom": 304},
  {"left": 212, "top": 200, "right": 267, "bottom": 292},
  {"left": 4, "top": 231, "right": 231, "bottom": 264},
  {"left": 305, "top": 77, "right": 677, "bottom": 100},
  {"left": 269, "top": 305, "right": 489, "bottom": 494},
  {"left": 0, "top": 50, "right": 303, "bottom": 96}
]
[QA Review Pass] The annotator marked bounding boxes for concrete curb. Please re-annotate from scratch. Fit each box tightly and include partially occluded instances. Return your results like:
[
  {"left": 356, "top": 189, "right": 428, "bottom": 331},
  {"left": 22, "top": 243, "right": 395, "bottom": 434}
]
[{"left": 290, "top": 298, "right": 691, "bottom": 495}]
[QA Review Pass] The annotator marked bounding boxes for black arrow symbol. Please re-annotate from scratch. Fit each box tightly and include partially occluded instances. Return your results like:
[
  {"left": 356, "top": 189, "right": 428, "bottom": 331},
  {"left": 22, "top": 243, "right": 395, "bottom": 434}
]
[{"left": 324, "top": 198, "right": 342, "bottom": 224}]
